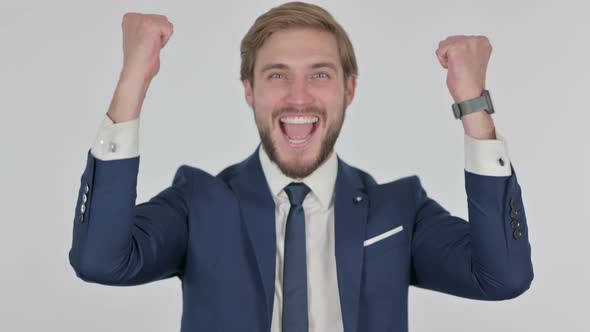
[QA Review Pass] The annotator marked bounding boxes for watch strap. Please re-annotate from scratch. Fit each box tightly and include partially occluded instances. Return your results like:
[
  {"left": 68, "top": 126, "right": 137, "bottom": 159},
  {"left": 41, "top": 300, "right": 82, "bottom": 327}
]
[{"left": 452, "top": 90, "right": 495, "bottom": 119}]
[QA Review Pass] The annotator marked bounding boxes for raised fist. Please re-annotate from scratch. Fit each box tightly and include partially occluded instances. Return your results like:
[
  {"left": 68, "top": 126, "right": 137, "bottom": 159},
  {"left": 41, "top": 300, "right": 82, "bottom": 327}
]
[
  {"left": 120, "top": 13, "right": 174, "bottom": 83},
  {"left": 435, "top": 35, "right": 492, "bottom": 103}
]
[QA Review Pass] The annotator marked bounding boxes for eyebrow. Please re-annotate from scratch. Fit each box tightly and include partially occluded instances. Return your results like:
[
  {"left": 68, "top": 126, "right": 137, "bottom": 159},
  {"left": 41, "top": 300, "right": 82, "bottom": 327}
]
[
  {"left": 311, "top": 62, "right": 338, "bottom": 72},
  {"left": 260, "top": 63, "right": 289, "bottom": 73},
  {"left": 259, "top": 62, "right": 339, "bottom": 73}
]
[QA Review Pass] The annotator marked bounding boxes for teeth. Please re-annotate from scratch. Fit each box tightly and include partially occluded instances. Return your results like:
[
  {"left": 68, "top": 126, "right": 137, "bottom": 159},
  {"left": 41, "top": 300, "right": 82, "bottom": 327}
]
[
  {"left": 280, "top": 116, "right": 319, "bottom": 124},
  {"left": 288, "top": 137, "right": 309, "bottom": 144}
]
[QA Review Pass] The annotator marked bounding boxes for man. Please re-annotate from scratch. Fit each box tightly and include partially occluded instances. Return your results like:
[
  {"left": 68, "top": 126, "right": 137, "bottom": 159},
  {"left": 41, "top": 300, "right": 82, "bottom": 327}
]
[{"left": 69, "top": 2, "right": 533, "bottom": 331}]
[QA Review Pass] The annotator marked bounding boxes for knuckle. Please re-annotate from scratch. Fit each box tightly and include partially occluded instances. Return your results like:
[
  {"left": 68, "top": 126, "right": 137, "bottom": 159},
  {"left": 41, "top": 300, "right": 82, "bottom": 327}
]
[
  {"left": 140, "top": 16, "right": 154, "bottom": 27},
  {"left": 122, "top": 12, "right": 134, "bottom": 22},
  {"left": 478, "top": 35, "right": 490, "bottom": 45},
  {"left": 152, "top": 14, "right": 169, "bottom": 24}
]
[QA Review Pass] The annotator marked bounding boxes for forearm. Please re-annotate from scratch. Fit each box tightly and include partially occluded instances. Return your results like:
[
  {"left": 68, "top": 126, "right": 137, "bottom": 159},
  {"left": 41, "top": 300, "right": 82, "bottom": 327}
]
[
  {"left": 69, "top": 151, "right": 190, "bottom": 285},
  {"left": 69, "top": 151, "right": 143, "bottom": 283},
  {"left": 463, "top": 167, "right": 533, "bottom": 299},
  {"left": 106, "top": 72, "right": 151, "bottom": 123},
  {"left": 411, "top": 168, "right": 533, "bottom": 300},
  {"left": 461, "top": 111, "right": 496, "bottom": 140}
]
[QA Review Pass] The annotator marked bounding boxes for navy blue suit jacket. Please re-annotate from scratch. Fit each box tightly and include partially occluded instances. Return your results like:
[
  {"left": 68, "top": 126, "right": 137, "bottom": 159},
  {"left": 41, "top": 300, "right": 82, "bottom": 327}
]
[{"left": 69, "top": 145, "right": 533, "bottom": 331}]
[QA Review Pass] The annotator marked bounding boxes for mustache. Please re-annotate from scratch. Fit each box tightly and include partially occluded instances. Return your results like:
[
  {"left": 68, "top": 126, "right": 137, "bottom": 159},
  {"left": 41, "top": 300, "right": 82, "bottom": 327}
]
[{"left": 272, "top": 106, "right": 326, "bottom": 124}]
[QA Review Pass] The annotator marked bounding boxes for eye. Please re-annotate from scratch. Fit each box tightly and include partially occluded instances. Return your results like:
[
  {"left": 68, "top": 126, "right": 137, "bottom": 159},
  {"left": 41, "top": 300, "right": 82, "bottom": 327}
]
[
  {"left": 269, "top": 73, "right": 285, "bottom": 79},
  {"left": 313, "top": 72, "right": 329, "bottom": 79}
]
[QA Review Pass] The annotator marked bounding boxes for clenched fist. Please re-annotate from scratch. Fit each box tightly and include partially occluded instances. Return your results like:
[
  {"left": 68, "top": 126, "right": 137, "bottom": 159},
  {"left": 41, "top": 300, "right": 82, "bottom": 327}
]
[
  {"left": 105, "top": 13, "right": 173, "bottom": 123},
  {"left": 435, "top": 35, "right": 492, "bottom": 103},
  {"left": 120, "top": 13, "right": 174, "bottom": 84}
]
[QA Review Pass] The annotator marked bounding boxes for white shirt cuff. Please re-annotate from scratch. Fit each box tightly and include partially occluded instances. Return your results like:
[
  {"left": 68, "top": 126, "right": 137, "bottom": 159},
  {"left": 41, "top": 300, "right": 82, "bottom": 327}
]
[
  {"left": 464, "top": 128, "right": 512, "bottom": 177},
  {"left": 90, "top": 113, "right": 140, "bottom": 160}
]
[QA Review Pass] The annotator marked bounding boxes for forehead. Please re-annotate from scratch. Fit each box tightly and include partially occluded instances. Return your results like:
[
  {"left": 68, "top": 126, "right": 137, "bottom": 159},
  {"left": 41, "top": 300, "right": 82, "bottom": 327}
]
[{"left": 254, "top": 27, "right": 341, "bottom": 71}]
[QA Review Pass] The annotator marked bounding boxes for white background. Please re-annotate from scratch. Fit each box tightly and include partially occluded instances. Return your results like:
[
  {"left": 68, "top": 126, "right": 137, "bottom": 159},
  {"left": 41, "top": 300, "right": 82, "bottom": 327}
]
[{"left": 1, "top": 0, "right": 588, "bottom": 331}]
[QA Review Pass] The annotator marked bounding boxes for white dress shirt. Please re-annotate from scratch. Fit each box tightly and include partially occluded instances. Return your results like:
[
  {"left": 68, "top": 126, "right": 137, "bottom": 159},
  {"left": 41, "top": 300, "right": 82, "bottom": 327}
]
[
  {"left": 89, "top": 113, "right": 512, "bottom": 331},
  {"left": 258, "top": 142, "right": 343, "bottom": 331}
]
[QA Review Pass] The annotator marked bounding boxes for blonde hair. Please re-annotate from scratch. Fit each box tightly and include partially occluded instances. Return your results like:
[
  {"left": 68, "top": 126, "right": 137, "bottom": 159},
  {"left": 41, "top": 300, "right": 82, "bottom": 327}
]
[{"left": 240, "top": 2, "right": 358, "bottom": 84}]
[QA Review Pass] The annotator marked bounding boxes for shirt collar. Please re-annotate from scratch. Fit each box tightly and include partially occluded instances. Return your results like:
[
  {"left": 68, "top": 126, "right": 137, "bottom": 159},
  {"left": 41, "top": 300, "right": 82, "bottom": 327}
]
[{"left": 258, "top": 144, "right": 338, "bottom": 209}]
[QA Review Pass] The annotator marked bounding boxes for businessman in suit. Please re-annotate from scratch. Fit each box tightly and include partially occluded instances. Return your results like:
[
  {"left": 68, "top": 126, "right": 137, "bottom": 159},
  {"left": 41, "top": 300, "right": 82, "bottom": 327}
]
[{"left": 69, "top": 2, "right": 534, "bottom": 331}]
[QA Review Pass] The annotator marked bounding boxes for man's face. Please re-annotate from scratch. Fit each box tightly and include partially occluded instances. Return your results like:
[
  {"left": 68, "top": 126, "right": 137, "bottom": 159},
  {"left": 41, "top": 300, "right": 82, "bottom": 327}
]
[{"left": 243, "top": 27, "right": 356, "bottom": 179}]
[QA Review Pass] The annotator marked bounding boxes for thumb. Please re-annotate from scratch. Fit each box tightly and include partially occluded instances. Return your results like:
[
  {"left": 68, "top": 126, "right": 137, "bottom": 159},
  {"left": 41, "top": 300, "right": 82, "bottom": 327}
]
[
  {"left": 160, "top": 24, "right": 174, "bottom": 49},
  {"left": 435, "top": 47, "right": 448, "bottom": 69}
]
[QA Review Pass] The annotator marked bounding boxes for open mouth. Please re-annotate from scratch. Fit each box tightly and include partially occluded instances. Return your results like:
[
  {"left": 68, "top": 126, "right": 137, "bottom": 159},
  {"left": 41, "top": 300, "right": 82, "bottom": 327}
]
[{"left": 279, "top": 115, "right": 319, "bottom": 149}]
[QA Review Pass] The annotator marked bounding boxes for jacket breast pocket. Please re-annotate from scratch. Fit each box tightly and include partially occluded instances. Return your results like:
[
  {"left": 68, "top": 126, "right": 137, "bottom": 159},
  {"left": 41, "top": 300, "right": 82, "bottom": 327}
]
[{"left": 363, "top": 224, "right": 407, "bottom": 259}]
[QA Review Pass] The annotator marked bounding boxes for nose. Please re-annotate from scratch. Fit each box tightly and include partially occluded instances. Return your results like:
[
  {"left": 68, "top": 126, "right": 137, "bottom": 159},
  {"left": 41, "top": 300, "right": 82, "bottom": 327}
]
[{"left": 284, "top": 77, "right": 314, "bottom": 107}]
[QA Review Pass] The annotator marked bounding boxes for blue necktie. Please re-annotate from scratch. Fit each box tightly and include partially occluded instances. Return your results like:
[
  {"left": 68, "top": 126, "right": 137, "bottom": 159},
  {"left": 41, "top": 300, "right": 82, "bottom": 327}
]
[{"left": 282, "top": 182, "right": 311, "bottom": 332}]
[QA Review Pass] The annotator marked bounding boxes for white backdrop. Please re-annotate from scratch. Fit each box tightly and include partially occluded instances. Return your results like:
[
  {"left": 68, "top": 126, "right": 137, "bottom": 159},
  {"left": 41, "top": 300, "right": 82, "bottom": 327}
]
[{"left": 1, "top": 0, "right": 588, "bottom": 331}]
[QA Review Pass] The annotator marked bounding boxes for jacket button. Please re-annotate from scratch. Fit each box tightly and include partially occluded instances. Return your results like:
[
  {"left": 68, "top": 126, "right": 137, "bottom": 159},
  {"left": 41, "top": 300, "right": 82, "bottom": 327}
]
[
  {"left": 78, "top": 214, "right": 84, "bottom": 224},
  {"left": 82, "top": 194, "right": 87, "bottom": 204},
  {"left": 513, "top": 229, "right": 522, "bottom": 240},
  {"left": 510, "top": 209, "right": 518, "bottom": 219},
  {"left": 510, "top": 198, "right": 516, "bottom": 209},
  {"left": 84, "top": 184, "right": 89, "bottom": 194},
  {"left": 511, "top": 219, "right": 520, "bottom": 229},
  {"left": 80, "top": 204, "right": 86, "bottom": 214}
]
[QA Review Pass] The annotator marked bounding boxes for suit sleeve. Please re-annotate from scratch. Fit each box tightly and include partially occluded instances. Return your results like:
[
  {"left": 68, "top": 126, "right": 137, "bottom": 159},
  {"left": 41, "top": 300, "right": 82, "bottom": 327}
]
[
  {"left": 69, "top": 149, "right": 191, "bottom": 286},
  {"left": 409, "top": 164, "right": 534, "bottom": 300}
]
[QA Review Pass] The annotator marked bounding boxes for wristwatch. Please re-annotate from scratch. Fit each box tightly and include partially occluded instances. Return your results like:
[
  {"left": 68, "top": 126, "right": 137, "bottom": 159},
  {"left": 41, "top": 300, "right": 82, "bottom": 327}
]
[{"left": 452, "top": 89, "right": 495, "bottom": 119}]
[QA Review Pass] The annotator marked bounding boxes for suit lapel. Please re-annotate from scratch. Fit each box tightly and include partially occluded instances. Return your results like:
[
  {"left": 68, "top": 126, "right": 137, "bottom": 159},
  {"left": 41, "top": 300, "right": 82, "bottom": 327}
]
[
  {"left": 229, "top": 146, "right": 276, "bottom": 327},
  {"left": 334, "top": 157, "right": 369, "bottom": 332}
]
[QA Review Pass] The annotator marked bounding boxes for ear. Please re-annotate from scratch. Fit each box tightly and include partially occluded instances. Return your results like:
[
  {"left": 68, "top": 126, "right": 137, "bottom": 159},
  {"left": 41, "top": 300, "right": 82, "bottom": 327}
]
[
  {"left": 344, "top": 75, "right": 356, "bottom": 107},
  {"left": 243, "top": 79, "right": 254, "bottom": 109}
]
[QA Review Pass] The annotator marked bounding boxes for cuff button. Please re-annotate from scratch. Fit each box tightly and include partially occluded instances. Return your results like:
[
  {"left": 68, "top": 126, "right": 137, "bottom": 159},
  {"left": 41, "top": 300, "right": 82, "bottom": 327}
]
[
  {"left": 498, "top": 157, "right": 505, "bottom": 166},
  {"left": 513, "top": 229, "right": 522, "bottom": 240}
]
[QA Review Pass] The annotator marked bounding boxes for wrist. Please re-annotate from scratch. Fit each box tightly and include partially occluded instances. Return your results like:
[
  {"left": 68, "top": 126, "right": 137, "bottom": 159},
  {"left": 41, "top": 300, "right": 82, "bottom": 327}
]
[
  {"left": 107, "top": 77, "right": 149, "bottom": 123},
  {"left": 461, "top": 112, "right": 496, "bottom": 139},
  {"left": 118, "top": 68, "right": 152, "bottom": 92},
  {"left": 452, "top": 87, "right": 484, "bottom": 104}
]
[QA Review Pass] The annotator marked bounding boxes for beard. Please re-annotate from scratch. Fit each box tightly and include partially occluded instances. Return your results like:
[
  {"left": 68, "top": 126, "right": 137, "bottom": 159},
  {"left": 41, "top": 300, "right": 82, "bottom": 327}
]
[{"left": 255, "top": 103, "right": 346, "bottom": 179}]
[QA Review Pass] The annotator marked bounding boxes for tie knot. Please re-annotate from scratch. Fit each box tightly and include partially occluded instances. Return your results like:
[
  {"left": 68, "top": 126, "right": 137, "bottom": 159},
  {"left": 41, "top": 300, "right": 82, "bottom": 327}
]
[{"left": 284, "top": 182, "right": 311, "bottom": 207}]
